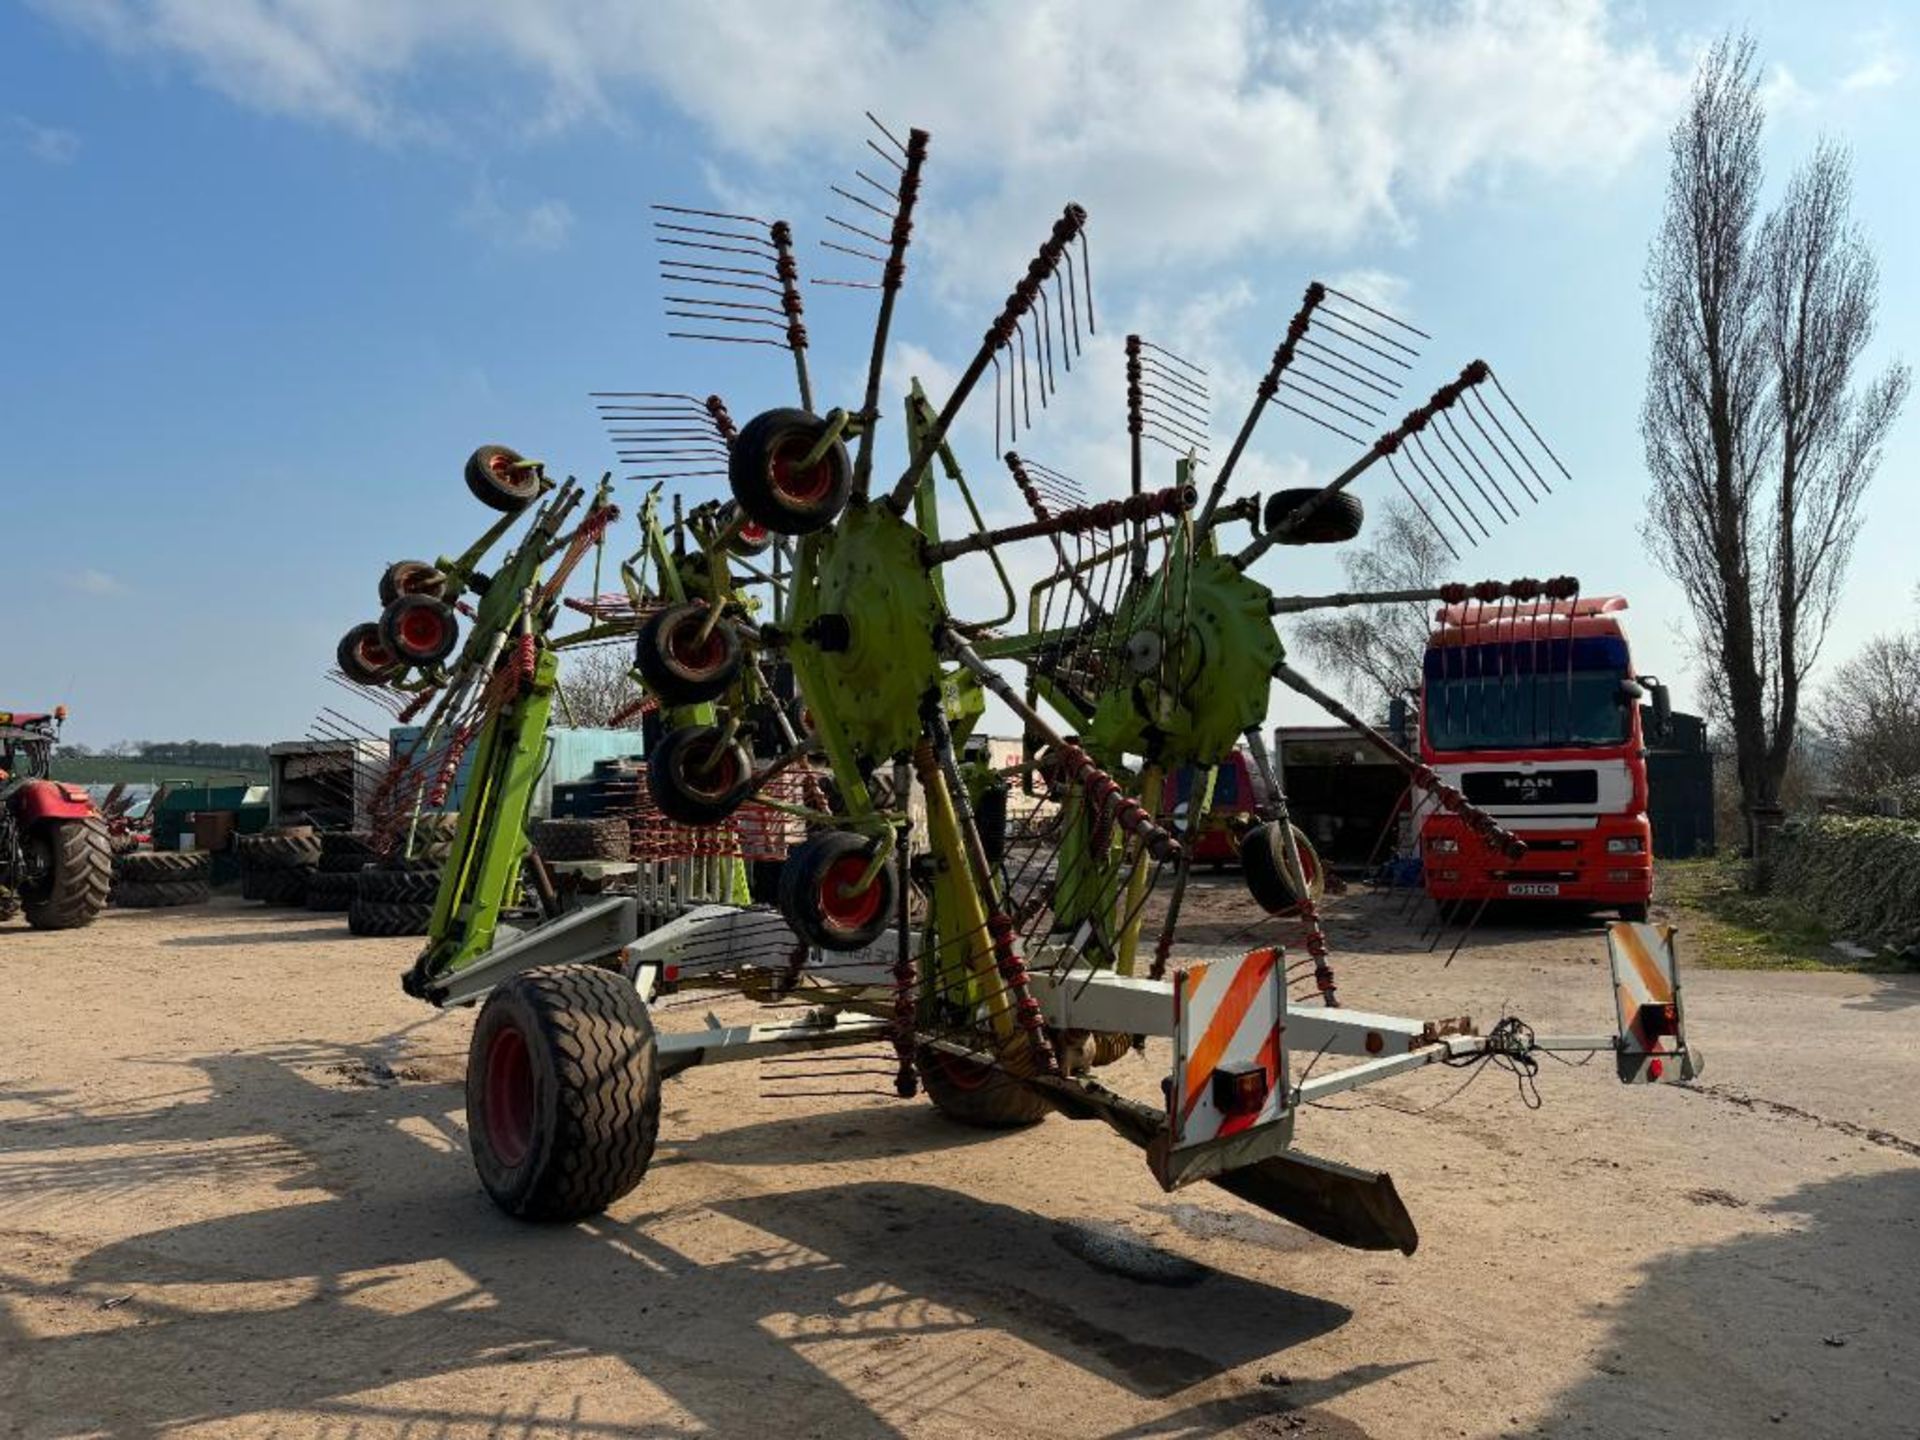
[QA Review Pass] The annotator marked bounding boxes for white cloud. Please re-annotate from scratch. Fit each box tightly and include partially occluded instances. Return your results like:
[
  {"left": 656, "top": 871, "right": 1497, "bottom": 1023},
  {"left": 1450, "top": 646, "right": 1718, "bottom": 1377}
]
[
  {"left": 32, "top": 0, "right": 1686, "bottom": 282},
  {"left": 8, "top": 115, "right": 81, "bottom": 164},
  {"left": 62, "top": 568, "right": 127, "bottom": 596},
  {"left": 460, "top": 177, "right": 574, "bottom": 252},
  {"left": 1840, "top": 55, "right": 1903, "bottom": 92}
]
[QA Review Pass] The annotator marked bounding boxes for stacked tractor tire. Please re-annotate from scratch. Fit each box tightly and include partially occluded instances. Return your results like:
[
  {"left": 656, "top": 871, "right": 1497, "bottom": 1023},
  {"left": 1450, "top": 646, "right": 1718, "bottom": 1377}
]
[
  {"left": 348, "top": 813, "right": 458, "bottom": 938},
  {"left": 110, "top": 850, "right": 212, "bottom": 909},
  {"left": 530, "top": 817, "right": 631, "bottom": 863},
  {"left": 306, "top": 830, "right": 377, "bottom": 912},
  {"left": 236, "top": 828, "right": 321, "bottom": 906}
]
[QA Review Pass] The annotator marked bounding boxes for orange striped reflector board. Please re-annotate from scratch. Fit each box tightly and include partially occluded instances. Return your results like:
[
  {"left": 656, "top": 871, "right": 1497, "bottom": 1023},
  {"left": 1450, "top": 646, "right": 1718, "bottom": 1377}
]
[
  {"left": 1605, "top": 921, "right": 1698, "bottom": 1084},
  {"left": 1169, "top": 947, "right": 1289, "bottom": 1152}
]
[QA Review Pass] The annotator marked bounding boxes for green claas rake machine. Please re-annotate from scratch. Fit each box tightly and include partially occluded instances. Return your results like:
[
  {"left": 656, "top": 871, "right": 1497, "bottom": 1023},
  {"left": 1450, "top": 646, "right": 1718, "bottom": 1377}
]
[{"left": 334, "top": 116, "right": 1699, "bottom": 1253}]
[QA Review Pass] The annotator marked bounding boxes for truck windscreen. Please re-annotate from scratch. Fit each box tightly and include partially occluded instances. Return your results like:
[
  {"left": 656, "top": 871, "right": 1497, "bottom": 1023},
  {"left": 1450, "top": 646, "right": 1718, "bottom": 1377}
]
[{"left": 1423, "top": 634, "right": 1632, "bottom": 751}]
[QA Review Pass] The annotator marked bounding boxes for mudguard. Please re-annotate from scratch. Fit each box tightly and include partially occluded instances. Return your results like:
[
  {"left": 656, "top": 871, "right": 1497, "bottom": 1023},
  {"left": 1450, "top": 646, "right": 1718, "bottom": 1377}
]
[{"left": 9, "top": 780, "right": 97, "bottom": 824}]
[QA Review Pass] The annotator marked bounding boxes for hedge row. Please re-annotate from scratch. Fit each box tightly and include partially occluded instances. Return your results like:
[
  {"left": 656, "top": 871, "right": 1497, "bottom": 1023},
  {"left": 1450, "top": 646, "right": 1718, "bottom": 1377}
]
[{"left": 1772, "top": 816, "right": 1920, "bottom": 956}]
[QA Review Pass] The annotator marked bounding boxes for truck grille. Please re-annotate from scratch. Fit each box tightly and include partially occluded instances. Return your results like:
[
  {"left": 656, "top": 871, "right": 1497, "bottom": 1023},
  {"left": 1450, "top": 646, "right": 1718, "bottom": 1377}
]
[{"left": 1461, "top": 770, "right": 1599, "bottom": 806}]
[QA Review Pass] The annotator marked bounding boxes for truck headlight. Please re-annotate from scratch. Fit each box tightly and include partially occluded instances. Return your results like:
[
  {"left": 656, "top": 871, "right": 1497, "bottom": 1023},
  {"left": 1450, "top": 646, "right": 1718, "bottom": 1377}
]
[
  {"left": 1428, "top": 837, "right": 1459, "bottom": 854},
  {"left": 1606, "top": 837, "right": 1645, "bottom": 855}
]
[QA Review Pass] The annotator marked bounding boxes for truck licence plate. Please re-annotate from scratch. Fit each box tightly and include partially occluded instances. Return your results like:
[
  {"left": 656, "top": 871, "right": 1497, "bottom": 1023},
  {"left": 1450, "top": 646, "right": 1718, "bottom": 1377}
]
[{"left": 1508, "top": 882, "right": 1561, "bottom": 897}]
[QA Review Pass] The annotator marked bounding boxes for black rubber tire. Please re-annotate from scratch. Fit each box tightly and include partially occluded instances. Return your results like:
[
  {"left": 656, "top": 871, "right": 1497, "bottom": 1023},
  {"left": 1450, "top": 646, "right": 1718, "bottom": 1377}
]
[
  {"left": 21, "top": 817, "right": 112, "bottom": 931},
  {"left": 1263, "top": 487, "right": 1365, "bottom": 545},
  {"left": 466, "top": 964, "right": 662, "bottom": 1220},
  {"left": 634, "top": 603, "right": 743, "bottom": 707},
  {"left": 647, "top": 726, "right": 754, "bottom": 826},
  {"left": 379, "top": 559, "right": 448, "bottom": 607},
  {"left": 304, "top": 870, "right": 357, "bottom": 912},
  {"left": 393, "top": 812, "right": 460, "bottom": 863},
  {"left": 916, "top": 1046, "right": 1051, "bottom": 1128},
  {"left": 265, "top": 868, "right": 314, "bottom": 906},
  {"left": 117, "top": 850, "right": 210, "bottom": 883},
  {"left": 1240, "top": 822, "right": 1326, "bottom": 915},
  {"left": 357, "top": 867, "right": 442, "bottom": 905},
  {"left": 727, "top": 408, "right": 853, "bottom": 536},
  {"left": 1620, "top": 902, "right": 1651, "bottom": 923},
  {"left": 114, "top": 878, "right": 211, "bottom": 909},
  {"left": 531, "top": 818, "right": 632, "bottom": 863},
  {"left": 465, "top": 444, "right": 540, "bottom": 513},
  {"left": 348, "top": 898, "right": 434, "bottom": 936},
  {"left": 975, "top": 780, "right": 1010, "bottom": 866},
  {"left": 380, "top": 594, "right": 460, "bottom": 668},
  {"left": 320, "top": 829, "right": 378, "bottom": 860},
  {"left": 778, "top": 830, "right": 896, "bottom": 951},
  {"left": 337, "top": 622, "right": 399, "bottom": 685},
  {"left": 240, "top": 831, "right": 323, "bottom": 869}
]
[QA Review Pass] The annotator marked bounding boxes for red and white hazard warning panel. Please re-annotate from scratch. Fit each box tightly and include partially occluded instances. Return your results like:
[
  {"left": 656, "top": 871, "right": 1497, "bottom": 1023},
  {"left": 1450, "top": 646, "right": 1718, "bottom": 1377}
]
[
  {"left": 1157, "top": 946, "right": 1293, "bottom": 1189},
  {"left": 1606, "top": 921, "right": 1701, "bottom": 1084}
]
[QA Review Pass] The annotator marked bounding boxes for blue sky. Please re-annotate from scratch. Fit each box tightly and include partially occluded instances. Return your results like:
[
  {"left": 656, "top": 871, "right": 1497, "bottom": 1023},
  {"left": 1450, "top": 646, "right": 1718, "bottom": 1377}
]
[{"left": 3, "top": 0, "right": 1914, "bottom": 748}]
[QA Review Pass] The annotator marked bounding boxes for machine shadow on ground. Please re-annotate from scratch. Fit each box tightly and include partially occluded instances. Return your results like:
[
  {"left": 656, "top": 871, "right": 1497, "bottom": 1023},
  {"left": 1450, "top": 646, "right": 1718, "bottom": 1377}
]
[
  {"left": 1539, "top": 1166, "right": 1920, "bottom": 1438},
  {"left": 0, "top": 1037, "right": 1402, "bottom": 1438}
]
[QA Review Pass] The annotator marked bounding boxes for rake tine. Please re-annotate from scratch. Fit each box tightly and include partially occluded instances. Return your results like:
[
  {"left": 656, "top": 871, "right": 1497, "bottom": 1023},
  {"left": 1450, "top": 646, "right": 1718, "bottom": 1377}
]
[
  {"left": 820, "top": 238, "right": 887, "bottom": 264},
  {"left": 1489, "top": 368, "right": 1571, "bottom": 484},
  {"left": 653, "top": 220, "right": 775, "bottom": 248},
  {"left": 1269, "top": 396, "right": 1368, "bottom": 447},
  {"left": 1323, "top": 285, "right": 1432, "bottom": 338},
  {"left": 1436, "top": 411, "right": 1522, "bottom": 522},
  {"left": 1295, "top": 335, "right": 1404, "bottom": 392},
  {"left": 1410, "top": 434, "right": 1493, "bottom": 543},
  {"left": 1316, "top": 302, "right": 1424, "bottom": 358},
  {"left": 1283, "top": 368, "right": 1388, "bottom": 420},
  {"left": 1294, "top": 347, "right": 1399, "bottom": 401},
  {"left": 1471, "top": 385, "right": 1556, "bottom": 496},
  {"left": 1461, "top": 390, "right": 1541, "bottom": 504},
  {"left": 1387, "top": 457, "right": 1461, "bottom": 561}
]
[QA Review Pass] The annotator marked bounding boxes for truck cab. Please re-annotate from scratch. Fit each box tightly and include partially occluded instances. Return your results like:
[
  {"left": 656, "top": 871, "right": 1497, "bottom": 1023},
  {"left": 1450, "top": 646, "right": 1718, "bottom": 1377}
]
[{"left": 1417, "top": 596, "right": 1662, "bottom": 920}]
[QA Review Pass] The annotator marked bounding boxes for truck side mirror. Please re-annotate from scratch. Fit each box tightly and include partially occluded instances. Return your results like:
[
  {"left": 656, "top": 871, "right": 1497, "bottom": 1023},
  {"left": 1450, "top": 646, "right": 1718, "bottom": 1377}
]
[{"left": 1639, "top": 675, "right": 1673, "bottom": 742}]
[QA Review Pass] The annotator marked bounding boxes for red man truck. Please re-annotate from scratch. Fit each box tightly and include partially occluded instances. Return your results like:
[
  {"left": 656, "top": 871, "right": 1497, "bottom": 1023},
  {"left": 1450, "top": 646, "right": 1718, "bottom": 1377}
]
[{"left": 1417, "top": 595, "right": 1669, "bottom": 920}]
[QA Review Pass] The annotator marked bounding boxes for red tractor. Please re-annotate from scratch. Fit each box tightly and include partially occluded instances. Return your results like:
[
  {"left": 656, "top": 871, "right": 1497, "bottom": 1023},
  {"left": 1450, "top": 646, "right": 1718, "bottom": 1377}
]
[{"left": 0, "top": 709, "right": 112, "bottom": 929}]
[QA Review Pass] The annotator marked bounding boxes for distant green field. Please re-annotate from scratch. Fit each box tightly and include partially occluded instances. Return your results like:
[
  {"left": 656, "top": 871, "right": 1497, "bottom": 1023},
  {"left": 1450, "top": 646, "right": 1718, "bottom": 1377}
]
[{"left": 49, "top": 757, "right": 267, "bottom": 787}]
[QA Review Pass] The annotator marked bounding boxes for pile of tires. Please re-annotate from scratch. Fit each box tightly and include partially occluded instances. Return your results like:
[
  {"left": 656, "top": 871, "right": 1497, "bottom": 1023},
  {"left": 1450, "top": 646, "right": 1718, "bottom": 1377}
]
[
  {"left": 110, "top": 850, "right": 211, "bottom": 909},
  {"left": 306, "top": 830, "right": 377, "bottom": 913},
  {"left": 531, "top": 817, "right": 631, "bottom": 863},
  {"left": 349, "top": 856, "right": 441, "bottom": 937},
  {"left": 236, "top": 828, "right": 320, "bottom": 906}
]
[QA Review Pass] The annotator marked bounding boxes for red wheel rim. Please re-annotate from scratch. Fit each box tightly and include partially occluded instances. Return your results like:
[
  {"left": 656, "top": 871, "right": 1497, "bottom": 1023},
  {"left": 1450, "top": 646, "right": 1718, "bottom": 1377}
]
[
  {"left": 398, "top": 606, "right": 449, "bottom": 654},
  {"left": 769, "top": 436, "right": 834, "bottom": 505},
  {"left": 484, "top": 1024, "right": 535, "bottom": 1167},
  {"left": 665, "top": 612, "right": 728, "bottom": 676},
  {"left": 818, "top": 853, "right": 884, "bottom": 932},
  {"left": 354, "top": 633, "right": 395, "bottom": 671},
  {"left": 740, "top": 520, "right": 769, "bottom": 544},
  {"left": 681, "top": 740, "right": 740, "bottom": 800}
]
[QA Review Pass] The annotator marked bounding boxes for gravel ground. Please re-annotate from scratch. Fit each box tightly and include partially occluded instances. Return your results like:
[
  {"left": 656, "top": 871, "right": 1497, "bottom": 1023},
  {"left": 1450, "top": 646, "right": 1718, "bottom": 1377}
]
[{"left": 2, "top": 884, "right": 1915, "bottom": 1439}]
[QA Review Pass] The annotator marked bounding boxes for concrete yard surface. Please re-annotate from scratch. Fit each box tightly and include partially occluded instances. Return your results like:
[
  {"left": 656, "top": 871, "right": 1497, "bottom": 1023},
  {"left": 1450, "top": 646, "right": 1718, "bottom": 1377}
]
[{"left": 2, "top": 889, "right": 1916, "bottom": 1439}]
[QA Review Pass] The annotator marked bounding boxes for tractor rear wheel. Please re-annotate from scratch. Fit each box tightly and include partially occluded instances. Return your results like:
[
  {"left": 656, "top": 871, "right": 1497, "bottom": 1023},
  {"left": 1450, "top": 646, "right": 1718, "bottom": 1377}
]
[
  {"left": 728, "top": 408, "right": 852, "bottom": 536},
  {"left": 22, "top": 817, "right": 112, "bottom": 930},
  {"left": 916, "top": 1046, "right": 1051, "bottom": 1129},
  {"left": 467, "top": 964, "right": 661, "bottom": 1220}
]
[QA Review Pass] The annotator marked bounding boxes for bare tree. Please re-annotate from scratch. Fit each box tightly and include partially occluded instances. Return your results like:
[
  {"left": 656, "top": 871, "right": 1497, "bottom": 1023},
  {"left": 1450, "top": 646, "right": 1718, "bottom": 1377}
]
[
  {"left": 557, "top": 646, "right": 644, "bottom": 729},
  {"left": 1816, "top": 630, "right": 1920, "bottom": 798},
  {"left": 1292, "top": 497, "right": 1449, "bottom": 718},
  {"left": 1641, "top": 33, "right": 1908, "bottom": 860}
]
